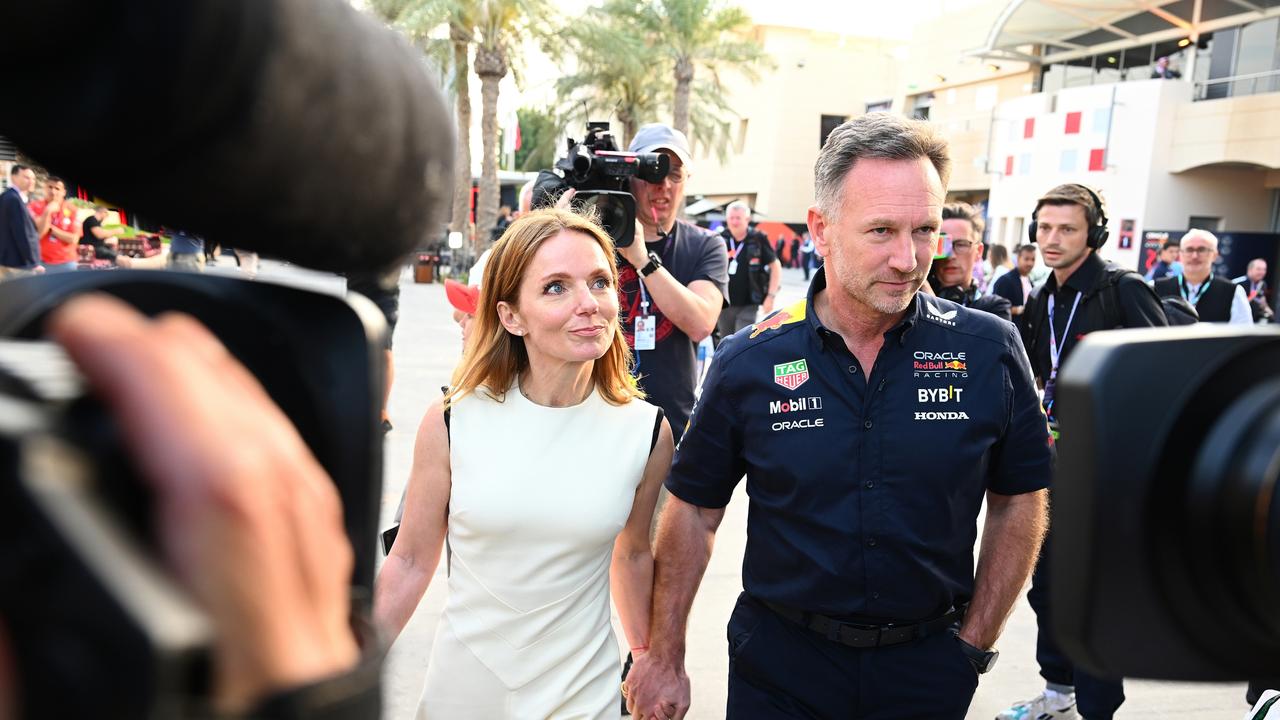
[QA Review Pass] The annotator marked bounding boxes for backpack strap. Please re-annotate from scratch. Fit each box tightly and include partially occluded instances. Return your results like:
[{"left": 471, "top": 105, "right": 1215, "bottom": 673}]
[{"left": 1084, "top": 264, "right": 1129, "bottom": 330}]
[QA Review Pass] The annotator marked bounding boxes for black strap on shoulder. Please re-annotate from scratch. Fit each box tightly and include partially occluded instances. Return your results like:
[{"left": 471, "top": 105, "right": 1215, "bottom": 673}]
[
  {"left": 440, "top": 384, "right": 451, "bottom": 444},
  {"left": 1082, "top": 263, "right": 1129, "bottom": 330},
  {"left": 650, "top": 407, "right": 665, "bottom": 453}
]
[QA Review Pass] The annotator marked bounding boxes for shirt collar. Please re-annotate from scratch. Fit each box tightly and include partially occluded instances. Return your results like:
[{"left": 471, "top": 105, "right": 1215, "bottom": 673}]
[
  {"left": 805, "top": 267, "right": 922, "bottom": 350},
  {"left": 1045, "top": 250, "right": 1105, "bottom": 295}
]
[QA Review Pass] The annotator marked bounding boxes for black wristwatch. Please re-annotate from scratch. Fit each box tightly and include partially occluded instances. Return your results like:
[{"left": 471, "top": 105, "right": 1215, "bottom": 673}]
[
  {"left": 955, "top": 634, "right": 999, "bottom": 674},
  {"left": 639, "top": 252, "right": 663, "bottom": 277}
]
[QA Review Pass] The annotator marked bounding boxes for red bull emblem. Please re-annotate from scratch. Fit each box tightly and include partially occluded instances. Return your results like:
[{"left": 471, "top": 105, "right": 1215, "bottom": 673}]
[
  {"left": 944, "top": 360, "right": 967, "bottom": 371},
  {"left": 749, "top": 300, "right": 807, "bottom": 339}
]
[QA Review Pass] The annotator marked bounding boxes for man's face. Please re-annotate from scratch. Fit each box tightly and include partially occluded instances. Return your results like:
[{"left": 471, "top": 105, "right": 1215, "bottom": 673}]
[
  {"left": 47, "top": 181, "right": 66, "bottom": 203},
  {"left": 631, "top": 150, "right": 685, "bottom": 234},
  {"left": 1161, "top": 245, "right": 1180, "bottom": 263},
  {"left": 1035, "top": 203, "right": 1091, "bottom": 272},
  {"left": 13, "top": 169, "right": 34, "bottom": 193},
  {"left": 936, "top": 218, "right": 982, "bottom": 288},
  {"left": 725, "top": 206, "right": 750, "bottom": 236},
  {"left": 1180, "top": 235, "right": 1216, "bottom": 277},
  {"left": 1017, "top": 248, "right": 1036, "bottom": 275},
  {"left": 808, "top": 156, "right": 943, "bottom": 316},
  {"left": 1249, "top": 261, "right": 1267, "bottom": 283}
]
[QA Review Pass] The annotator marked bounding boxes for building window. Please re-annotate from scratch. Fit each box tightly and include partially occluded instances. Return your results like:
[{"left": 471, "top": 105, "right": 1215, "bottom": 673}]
[
  {"left": 909, "top": 93, "right": 933, "bottom": 121},
  {"left": 1189, "top": 216, "right": 1222, "bottom": 232},
  {"left": 820, "top": 115, "right": 847, "bottom": 148}
]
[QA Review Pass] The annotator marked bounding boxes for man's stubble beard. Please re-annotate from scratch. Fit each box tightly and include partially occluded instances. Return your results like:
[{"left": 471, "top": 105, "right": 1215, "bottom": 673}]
[{"left": 828, "top": 245, "right": 923, "bottom": 316}]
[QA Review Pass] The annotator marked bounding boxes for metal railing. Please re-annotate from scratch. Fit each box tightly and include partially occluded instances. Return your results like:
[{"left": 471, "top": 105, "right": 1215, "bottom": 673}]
[{"left": 1193, "top": 68, "right": 1280, "bottom": 101}]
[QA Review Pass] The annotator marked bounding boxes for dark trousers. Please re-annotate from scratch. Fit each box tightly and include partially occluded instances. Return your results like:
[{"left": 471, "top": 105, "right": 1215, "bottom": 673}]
[
  {"left": 1028, "top": 530, "right": 1126, "bottom": 719},
  {"left": 726, "top": 593, "right": 977, "bottom": 719}
]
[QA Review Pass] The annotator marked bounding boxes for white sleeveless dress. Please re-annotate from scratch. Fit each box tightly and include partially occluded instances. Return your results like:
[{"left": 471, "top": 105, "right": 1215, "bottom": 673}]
[{"left": 417, "top": 384, "right": 657, "bottom": 720}]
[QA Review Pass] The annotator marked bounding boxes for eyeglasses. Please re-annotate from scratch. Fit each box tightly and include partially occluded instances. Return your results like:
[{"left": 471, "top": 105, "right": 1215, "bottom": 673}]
[
  {"left": 950, "top": 240, "right": 974, "bottom": 254},
  {"left": 1181, "top": 247, "right": 1213, "bottom": 256}
]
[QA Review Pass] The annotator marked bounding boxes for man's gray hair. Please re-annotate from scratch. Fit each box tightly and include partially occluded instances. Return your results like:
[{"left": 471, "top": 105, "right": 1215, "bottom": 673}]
[
  {"left": 814, "top": 114, "right": 950, "bottom": 220},
  {"left": 725, "top": 200, "right": 751, "bottom": 215},
  {"left": 1182, "top": 228, "right": 1219, "bottom": 252}
]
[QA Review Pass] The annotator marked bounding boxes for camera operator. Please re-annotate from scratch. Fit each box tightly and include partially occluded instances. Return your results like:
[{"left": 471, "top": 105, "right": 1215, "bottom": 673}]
[
  {"left": 715, "top": 201, "right": 780, "bottom": 344},
  {"left": 0, "top": 294, "right": 377, "bottom": 719},
  {"left": 618, "top": 123, "right": 728, "bottom": 441},
  {"left": 1000, "top": 183, "right": 1167, "bottom": 720}
]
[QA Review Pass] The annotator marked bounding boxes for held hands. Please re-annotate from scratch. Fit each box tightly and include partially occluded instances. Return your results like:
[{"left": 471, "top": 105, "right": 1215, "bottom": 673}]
[{"left": 623, "top": 650, "right": 690, "bottom": 720}]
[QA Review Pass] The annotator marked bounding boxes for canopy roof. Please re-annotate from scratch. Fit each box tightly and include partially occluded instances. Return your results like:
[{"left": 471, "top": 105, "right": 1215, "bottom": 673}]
[{"left": 969, "top": 0, "right": 1280, "bottom": 64}]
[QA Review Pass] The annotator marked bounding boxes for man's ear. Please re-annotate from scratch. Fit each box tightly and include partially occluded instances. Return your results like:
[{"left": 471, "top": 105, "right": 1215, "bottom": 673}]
[
  {"left": 496, "top": 301, "right": 525, "bottom": 337},
  {"left": 807, "top": 205, "right": 830, "bottom": 258}
]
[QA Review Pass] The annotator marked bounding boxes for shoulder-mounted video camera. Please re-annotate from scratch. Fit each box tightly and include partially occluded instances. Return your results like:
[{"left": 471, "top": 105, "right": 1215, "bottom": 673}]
[{"left": 537, "top": 122, "right": 669, "bottom": 248}]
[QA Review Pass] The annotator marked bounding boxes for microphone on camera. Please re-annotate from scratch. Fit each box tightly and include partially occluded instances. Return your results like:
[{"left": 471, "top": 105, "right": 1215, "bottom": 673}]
[{"left": 0, "top": 0, "right": 454, "bottom": 274}]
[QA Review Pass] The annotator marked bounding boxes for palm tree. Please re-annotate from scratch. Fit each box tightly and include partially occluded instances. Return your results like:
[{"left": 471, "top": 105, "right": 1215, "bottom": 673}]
[
  {"left": 472, "top": 0, "right": 550, "bottom": 246},
  {"left": 551, "top": 7, "right": 662, "bottom": 148},
  {"left": 371, "top": 0, "right": 478, "bottom": 240},
  {"left": 618, "top": 0, "right": 770, "bottom": 139}
]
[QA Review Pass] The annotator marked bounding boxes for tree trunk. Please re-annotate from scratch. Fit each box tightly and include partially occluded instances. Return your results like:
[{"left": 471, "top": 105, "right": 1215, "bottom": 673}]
[
  {"left": 672, "top": 56, "right": 695, "bottom": 138},
  {"left": 474, "top": 43, "right": 508, "bottom": 251},
  {"left": 449, "top": 30, "right": 472, "bottom": 239}
]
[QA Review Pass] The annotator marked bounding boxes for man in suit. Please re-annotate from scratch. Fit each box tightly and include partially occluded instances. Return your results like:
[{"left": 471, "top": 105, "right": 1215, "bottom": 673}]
[
  {"left": 0, "top": 164, "right": 42, "bottom": 278},
  {"left": 991, "top": 244, "right": 1038, "bottom": 318}
]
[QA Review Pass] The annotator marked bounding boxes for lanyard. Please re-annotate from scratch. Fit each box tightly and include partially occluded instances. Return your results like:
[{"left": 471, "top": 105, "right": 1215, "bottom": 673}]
[
  {"left": 727, "top": 237, "right": 743, "bottom": 260},
  {"left": 1047, "top": 291, "right": 1082, "bottom": 381},
  {"left": 637, "top": 277, "right": 650, "bottom": 316},
  {"left": 1179, "top": 275, "right": 1210, "bottom": 305}
]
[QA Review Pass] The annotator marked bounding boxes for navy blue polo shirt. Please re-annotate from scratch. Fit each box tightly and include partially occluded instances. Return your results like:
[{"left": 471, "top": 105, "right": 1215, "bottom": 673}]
[{"left": 667, "top": 269, "right": 1051, "bottom": 622}]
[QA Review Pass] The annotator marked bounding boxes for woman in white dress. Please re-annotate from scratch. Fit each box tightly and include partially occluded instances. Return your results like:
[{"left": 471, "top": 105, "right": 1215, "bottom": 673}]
[{"left": 375, "top": 208, "right": 674, "bottom": 720}]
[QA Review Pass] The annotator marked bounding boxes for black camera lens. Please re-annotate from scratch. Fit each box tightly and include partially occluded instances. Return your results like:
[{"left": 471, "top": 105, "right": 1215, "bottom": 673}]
[{"left": 584, "top": 195, "right": 627, "bottom": 243}]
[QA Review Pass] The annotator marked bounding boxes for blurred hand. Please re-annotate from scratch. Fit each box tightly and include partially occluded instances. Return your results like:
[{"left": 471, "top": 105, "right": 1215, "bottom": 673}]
[
  {"left": 47, "top": 295, "right": 359, "bottom": 713},
  {"left": 554, "top": 187, "right": 576, "bottom": 210},
  {"left": 760, "top": 296, "right": 775, "bottom": 317}
]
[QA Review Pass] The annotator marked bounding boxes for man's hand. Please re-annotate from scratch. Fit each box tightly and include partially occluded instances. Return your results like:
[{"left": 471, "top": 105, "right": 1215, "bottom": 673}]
[
  {"left": 760, "top": 295, "right": 775, "bottom": 317},
  {"left": 624, "top": 651, "right": 690, "bottom": 720},
  {"left": 619, "top": 217, "right": 651, "bottom": 270},
  {"left": 47, "top": 295, "right": 360, "bottom": 713}
]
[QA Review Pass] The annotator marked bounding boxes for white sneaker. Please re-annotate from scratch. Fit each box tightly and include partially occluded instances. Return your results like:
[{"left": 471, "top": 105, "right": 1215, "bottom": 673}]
[{"left": 995, "top": 691, "right": 1080, "bottom": 720}]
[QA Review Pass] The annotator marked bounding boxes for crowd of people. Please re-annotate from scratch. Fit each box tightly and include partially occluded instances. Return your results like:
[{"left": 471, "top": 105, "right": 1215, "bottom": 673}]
[
  {"left": 6, "top": 108, "right": 1276, "bottom": 719},
  {"left": 414, "top": 115, "right": 1280, "bottom": 720}
]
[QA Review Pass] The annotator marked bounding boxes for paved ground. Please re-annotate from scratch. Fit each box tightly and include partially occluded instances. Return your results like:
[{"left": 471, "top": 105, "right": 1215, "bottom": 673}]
[{"left": 283, "top": 258, "right": 1252, "bottom": 720}]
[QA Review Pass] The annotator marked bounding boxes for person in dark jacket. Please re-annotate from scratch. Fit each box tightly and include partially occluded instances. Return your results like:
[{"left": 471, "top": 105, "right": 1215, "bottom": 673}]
[
  {"left": 929, "top": 202, "right": 1012, "bottom": 322},
  {"left": 991, "top": 243, "right": 1037, "bottom": 319},
  {"left": 1153, "top": 229, "right": 1251, "bottom": 325},
  {"left": 1000, "top": 183, "right": 1166, "bottom": 720},
  {"left": 0, "top": 164, "right": 42, "bottom": 277}
]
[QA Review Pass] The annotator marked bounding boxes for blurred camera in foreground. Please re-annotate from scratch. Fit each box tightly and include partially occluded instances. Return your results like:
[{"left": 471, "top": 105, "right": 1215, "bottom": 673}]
[{"left": 1054, "top": 324, "right": 1280, "bottom": 680}]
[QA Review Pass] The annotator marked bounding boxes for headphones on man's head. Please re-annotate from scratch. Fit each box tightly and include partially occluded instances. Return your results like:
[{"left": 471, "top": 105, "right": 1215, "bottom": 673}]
[{"left": 1028, "top": 183, "right": 1110, "bottom": 250}]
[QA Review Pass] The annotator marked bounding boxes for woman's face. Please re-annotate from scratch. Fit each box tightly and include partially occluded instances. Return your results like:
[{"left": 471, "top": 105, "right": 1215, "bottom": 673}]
[{"left": 499, "top": 230, "right": 619, "bottom": 365}]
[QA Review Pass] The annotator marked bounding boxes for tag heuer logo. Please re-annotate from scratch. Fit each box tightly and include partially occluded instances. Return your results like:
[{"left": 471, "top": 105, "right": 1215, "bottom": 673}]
[{"left": 774, "top": 359, "right": 810, "bottom": 390}]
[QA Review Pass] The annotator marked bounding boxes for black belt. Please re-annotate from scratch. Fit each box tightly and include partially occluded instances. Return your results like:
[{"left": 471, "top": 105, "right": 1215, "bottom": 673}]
[{"left": 757, "top": 597, "right": 967, "bottom": 649}]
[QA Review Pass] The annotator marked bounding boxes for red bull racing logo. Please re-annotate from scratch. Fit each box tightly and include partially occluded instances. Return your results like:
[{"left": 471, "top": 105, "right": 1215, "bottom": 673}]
[{"left": 912, "top": 351, "right": 969, "bottom": 378}]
